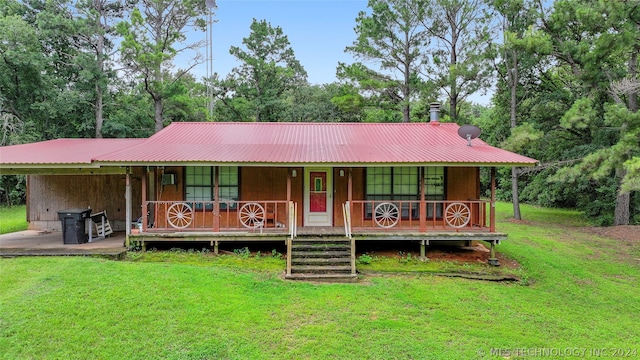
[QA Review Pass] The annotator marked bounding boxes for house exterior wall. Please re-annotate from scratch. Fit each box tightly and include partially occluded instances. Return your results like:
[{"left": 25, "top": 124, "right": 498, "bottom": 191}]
[
  {"left": 25, "top": 165, "right": 482, "bottom": 231},
  {"left": 447, "top": 167, "right": 480, "bottom": 200},
  {"left": 154, "top": 166, "right": 303, "bottom": 228},
  {"left": 26, "top": 170, "right": 143, "bottom": 231},
  {"left": 333, "top": 168, "right": 365, "bottom": 227},
  {"left": 447, "top": 167, "right": 482, "bottom": 226}
]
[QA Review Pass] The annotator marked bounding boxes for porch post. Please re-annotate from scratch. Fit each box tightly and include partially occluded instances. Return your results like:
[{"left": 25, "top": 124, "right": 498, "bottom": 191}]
[
  {"left": 287, "top": 168, "right": 292, "bottom": 225},
  {"left": 214, "top": 166, "right": 220, "bottom": 232},
  {"left": 420, "top": 167, "right": 426, "bottom": 232},
  {"left": 152, "top": 167, "right": 158, "bottom": 225},
  {"left": 141, "top": 167, "right": 147, "bottom": 232},
  {"left": 347, "top": 168, "right": 353, "bottom": 203},
  {"left": 347, "top": 168, "right": 353, "bottom": 228},
  {"left": 490, "top": 167, "right": 496, "bottom": 232},
  {"left": 125, "top": 167, "right": 131, "bottom": 237}
]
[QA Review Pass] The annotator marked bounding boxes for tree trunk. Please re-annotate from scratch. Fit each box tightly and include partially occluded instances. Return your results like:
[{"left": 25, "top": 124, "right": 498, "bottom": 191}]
[
  {"left": 154, "top": 97, "right": 164, "bottom": 133},
  {"left": 95, "top": 83, "right": 103, "bottom": 138},
  {"left": 403, "top": 104, "right": 410, "bottom": 123},
  {"left": 613, "top": 41, "right": 639, "bottom": 225},
  {"left": 94, "top": 0, "right": 105, "bottom": 138},
  {"left": 511, "top": 167, "right": 521, "bottom": 220},
  {"left": 509, "top": 49, "right": 522, "bottom": 219},
  {"left": 449, "top": 8, "right": 458, "bottom": 122},
  {"left": 614, "top": 170, "right": 630, "bottom": 225}
]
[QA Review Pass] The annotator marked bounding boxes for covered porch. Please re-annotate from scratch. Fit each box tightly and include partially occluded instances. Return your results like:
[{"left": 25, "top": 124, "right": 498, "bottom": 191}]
[
  {"left": 0, "top": 230, "right": 127, "bottom": 258},
  {"left": 135, "top": 166, "right": 499, "bottom": 234}
]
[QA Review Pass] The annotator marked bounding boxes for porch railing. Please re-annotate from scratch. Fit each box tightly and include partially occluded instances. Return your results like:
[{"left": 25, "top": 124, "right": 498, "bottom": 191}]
[
  {"left": 286, "top": 201, "right": 296, "bottom": 277},
  {"left": 342, "top": 202, "right": 352, "bottom": 238},
  {"left": 348, "top": 200, "right": 491, "bottom": 232},
  {"left": 142, "top": 200, "right": 290, "bottom": 232}
]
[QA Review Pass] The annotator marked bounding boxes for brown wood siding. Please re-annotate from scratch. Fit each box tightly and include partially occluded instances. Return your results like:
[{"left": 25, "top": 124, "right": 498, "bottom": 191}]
[
  {"left": 446, "top": 167, "right": 480, "bottom": 200},
  {"left": 241, "top": 167, "right": 302, "bottom": 225},
  {"left": 156, "top": 166, "right": 184, "bottom": 201},
  {"left": 333, "top": 168, "right": 364, "bottom": 226},
  {"left": 446, "top": 167, "right": 481, "bottom": 226},
  {"left": 27, "top": 169, "right": 143, "bottom": 222}
]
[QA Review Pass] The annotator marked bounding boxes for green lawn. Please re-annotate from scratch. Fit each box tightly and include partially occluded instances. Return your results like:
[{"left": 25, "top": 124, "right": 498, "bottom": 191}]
[
  {"left": 0, "top": 205, "right": 28, "bottom": 234},
  {"left": 1, "top": 203, "right": 639, "bottom": 359}
]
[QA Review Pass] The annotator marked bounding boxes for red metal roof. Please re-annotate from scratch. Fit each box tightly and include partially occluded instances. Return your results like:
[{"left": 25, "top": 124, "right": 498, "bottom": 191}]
[
  {"left": 96, "top": 122, "right": 537, "bottom": 166},
  {"left": 0, "top": 122, "right": 538, "bottom": 167},
  {"left": 0, "top": 139, "right": 145, "bottom": 166}
]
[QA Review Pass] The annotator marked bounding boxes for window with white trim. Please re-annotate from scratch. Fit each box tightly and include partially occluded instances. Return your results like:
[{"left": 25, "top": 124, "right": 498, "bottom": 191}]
[
  {"left": 365, "top": 166, "right": 445, "bottom": 218},
  {"left": 185, "top": 166, "right": 238, "bottom": 209}
]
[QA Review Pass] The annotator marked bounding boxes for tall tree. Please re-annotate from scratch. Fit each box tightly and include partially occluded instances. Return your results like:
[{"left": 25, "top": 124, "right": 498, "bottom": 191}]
[
  {"left": 339, "top": 0, "right": 430, "bottom": 123},
  {"left": 74, "top": 0, "right": 127, "bottom": 138},
  {"left": 490, "top": 0, "right": 543, "bottom": 219},
  {"left": 0, "top": 13, "right": 43, "bottom": 135},
  {"left": 1, "top": 0, "right": 97, "bottom": 140},
  {"left": 541, "top": 0, "right": 640, "bottom": 225},
  {"left": 226, "top": 19, "right": 307, "bottom": 122},
  {"left": 422, "top": 0, "right": 493, "bottom": 121},
  {"left": 117, "top": 0, "right": 208, "bottom": 132}
]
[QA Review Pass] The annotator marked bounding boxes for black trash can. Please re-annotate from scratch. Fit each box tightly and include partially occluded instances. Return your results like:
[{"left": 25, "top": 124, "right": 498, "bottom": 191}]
[{"left": 57, "top": 208, "right": 92, "bottom": 244}]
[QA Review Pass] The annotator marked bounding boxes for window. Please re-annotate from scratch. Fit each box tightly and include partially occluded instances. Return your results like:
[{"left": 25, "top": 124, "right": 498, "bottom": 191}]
[
  {"left": 218, "top": 166, "right": 238, "bottom": 208},
  {"left": 365, "top": 166, "right": 445, "bottom": 218},
  {"left": 366, "top": 167, "right": 420, "bottom": 218},
  {"left": 185, "top": 166, "right": 238, "bottom": 210},
  {"left": 185, "top": 167, "right": 212, "bottom": 203},
  {"left": 424, "top": 167, "right": 445, "bottom": 217}
]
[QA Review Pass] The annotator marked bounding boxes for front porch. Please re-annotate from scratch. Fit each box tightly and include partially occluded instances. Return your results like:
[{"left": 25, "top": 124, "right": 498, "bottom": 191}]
[
  {"left": 130, "top": 195, "right": 504, "bottom": 280},
  {"left": 138, "top": 199, "right": 497, "bottom": 234}
]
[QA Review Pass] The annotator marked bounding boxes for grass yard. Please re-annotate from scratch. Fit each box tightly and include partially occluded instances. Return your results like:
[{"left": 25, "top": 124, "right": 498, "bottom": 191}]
[
  {"left": 0, "top": 205, "right": 28, "bottom": 234},
  {"left": 1, "top": 203, "right": 639, "bottom": 359}
]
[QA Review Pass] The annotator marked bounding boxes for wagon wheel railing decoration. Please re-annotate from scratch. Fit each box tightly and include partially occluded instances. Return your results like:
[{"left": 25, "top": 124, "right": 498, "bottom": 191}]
[
  {"left": 374, "top": 202, "right": 400, "bottom": 228},
  {"left": 444, "top": 202, "right": 471, "bottom": 228},
  {"left": 239, "top": 202, "right": 266, "bottom": 228},
  {"left": 167, "top": 202, "right": 193, "bottom": 229}
]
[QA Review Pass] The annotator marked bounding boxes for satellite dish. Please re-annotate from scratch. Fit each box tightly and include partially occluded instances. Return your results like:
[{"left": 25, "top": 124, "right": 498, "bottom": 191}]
[
  {"left": 457, "top": 125, "right": 482, "bottom": 146},
  {"left": 205, "top": 0, "right": 217, "bottom": 9}
]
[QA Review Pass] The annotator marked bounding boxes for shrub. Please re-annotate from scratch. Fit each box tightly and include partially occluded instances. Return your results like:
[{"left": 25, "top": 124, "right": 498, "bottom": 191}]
[{"left": 357, "top": 253, "right": 372, "bottom": 265}]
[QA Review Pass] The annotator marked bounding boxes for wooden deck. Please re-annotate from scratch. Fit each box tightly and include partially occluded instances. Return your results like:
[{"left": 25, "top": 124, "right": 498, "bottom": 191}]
[
  {"left": 0, "top": 230, "right": 127, "bottom": 258},
  {"left": 128, "top": 227, "right": 506, "bottom": 252},
  {"left": 130, "top": 226, "right": 506, "bottom": 241}
]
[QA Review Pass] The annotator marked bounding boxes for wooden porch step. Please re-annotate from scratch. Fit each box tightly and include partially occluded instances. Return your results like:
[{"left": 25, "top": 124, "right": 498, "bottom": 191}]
[
  {"left": 293, "top": 237, "right": 350, "bottom": 243},
  {"left": 292, "top": 257, "right": 351, "bottom": 265},
  {"left": 290, "top": 265, "right": 352, "bottom": 273},
  {"left": 291, "top": 250, "right": 351, "bottom": 257},
  {"left": 292, "top": 244, "right": 350, "bottom": 251},
  {"left": 285, "top": 273, "right": 358, "bottom": 282},
  {"left": 287, "top": 236, "right": 355, "bottom": 282}
]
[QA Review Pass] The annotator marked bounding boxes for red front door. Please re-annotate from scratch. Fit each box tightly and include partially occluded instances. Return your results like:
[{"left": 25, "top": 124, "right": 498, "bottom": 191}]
[{"left": 304, "top": 168, "right": 332, "bottom": 226}]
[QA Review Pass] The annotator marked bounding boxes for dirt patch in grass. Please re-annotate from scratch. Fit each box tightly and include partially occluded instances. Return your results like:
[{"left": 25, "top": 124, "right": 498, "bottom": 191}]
[
  {"left": 506, "top": 218, "right": 535, "bottom": 226},
  {"left": 359, "top": 242, "right": 521, "bottom": 269},
  {"left": 584, "top": 225, "right": 640, "bottom": 242}
]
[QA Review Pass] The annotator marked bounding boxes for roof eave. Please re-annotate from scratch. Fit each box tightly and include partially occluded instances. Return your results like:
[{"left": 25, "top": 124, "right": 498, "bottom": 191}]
[
  {"left": 0, "top": 164, "right": 127, "bottom": 175},
  {"left": 91, "top": 161, "right": 539, "bottom": 168}
]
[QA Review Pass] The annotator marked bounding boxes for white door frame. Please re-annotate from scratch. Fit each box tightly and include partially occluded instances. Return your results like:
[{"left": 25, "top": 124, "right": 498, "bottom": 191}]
[{"left": 303, "top": 167, "right": 333, "bottom": 226}]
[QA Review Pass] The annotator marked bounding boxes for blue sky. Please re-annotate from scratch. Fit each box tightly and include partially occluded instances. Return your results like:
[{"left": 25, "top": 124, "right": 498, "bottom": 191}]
[
  {"left": 185, "top": 0, "right": 492, "bottom": 104},
  {"left": 190, "top": 0, "right": 367, "bottom": 85}
]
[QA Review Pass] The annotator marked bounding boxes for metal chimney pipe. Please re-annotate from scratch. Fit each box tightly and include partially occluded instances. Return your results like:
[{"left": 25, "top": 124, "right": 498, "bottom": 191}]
[{"left": 429, "top": 102, "right": 440, "bottom": 123}]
